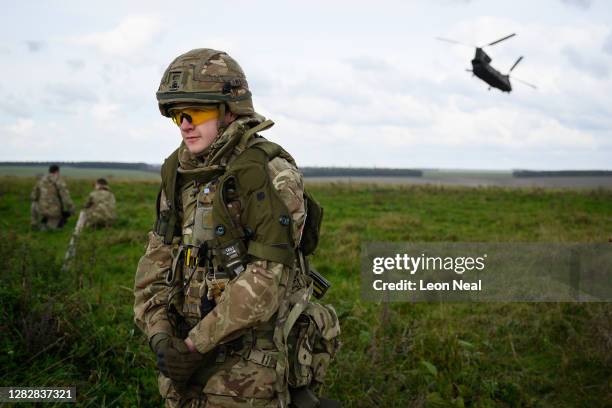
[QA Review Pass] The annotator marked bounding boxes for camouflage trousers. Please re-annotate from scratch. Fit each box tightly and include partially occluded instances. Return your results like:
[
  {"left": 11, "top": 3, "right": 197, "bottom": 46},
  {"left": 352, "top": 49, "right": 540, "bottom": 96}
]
[
  {"left": 159, "top": 353, "right": 279, "bottom": 408},
  {"left": 31, "top": 202, "right": 64, "bottom": 230}
]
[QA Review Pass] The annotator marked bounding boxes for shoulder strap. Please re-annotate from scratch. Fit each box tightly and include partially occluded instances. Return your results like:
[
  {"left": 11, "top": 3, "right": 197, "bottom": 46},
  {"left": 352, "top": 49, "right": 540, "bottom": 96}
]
[
  {"left": 158, "top": 148, "right": 180, "bottom": 244},
  {"left": 161, "top": 148, "right": 180, "bottom": 201},
  {"left": 233, "top": 119, "right": 275, "bottom": 156},
  {"left": 249, "top": 139, "right": 282, "bottom": 159}
]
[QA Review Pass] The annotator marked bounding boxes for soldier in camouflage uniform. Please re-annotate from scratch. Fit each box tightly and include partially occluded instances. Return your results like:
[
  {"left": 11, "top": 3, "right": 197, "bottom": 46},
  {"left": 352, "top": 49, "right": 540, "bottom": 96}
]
[
  {"left": 83, "top": 178, "right": 117, "bottom": 229},
  {"left": 31, "top": 164, "right": 75, "bottom": 231},
  {"left": 133, "top": 49, "right": 340, "bottom": 408}
]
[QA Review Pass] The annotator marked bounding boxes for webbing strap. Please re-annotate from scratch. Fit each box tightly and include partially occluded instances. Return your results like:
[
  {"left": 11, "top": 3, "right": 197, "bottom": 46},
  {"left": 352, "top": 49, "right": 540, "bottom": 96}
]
[
  {"left": 161, "top": 148, "right": 180, "bottom": 244},
  {"left": 235, "top": 119, "right": 275, "bottom": 155},
  {"left": 168, "top": 245, "right": 184, "bottom": 285},
  {"left": 239, "top": 348, "right": 278, "bottom": 369},
  {"left": 282, "top": 286, "right": 313, "bottom": 341}
]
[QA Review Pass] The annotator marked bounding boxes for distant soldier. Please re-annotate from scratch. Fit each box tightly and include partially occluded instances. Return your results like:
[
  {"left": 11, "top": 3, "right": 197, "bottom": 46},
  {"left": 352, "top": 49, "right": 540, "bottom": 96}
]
[
  {"left": 83, "top": 178, "right": 117, "bottom": 229},
  {"left": 31, "top": 164, "right": 75, "bottom": 231}
]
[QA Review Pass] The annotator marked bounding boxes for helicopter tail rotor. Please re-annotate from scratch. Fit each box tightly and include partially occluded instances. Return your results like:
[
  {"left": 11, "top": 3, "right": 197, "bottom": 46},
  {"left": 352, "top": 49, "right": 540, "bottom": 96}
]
[
  {"left": 485, "top": 33, "right": 516, "bottom": 47},
  {"left": 509, "top": 56, "right": 524, "bottom": 73},
  {"left": 507, "top": 55, "right": 536, "bottom": 89}
]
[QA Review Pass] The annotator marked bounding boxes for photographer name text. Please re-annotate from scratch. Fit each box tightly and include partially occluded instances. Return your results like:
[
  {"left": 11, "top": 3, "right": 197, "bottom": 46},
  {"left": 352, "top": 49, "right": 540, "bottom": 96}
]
[{"left": 373, "top": 279, "right": 482, "bottom": 291}]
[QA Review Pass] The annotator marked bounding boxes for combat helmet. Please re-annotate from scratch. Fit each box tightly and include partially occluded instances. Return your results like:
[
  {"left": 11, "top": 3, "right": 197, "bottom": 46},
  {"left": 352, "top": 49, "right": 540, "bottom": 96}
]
[{"left": 156, "top": 48, "right": 254, "bottom": 118}]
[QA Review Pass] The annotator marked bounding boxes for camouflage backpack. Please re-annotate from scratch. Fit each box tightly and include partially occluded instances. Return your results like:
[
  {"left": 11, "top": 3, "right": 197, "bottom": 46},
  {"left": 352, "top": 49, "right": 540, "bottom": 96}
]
[{"left": 287, "top": 302, "right": 341, "bottom": 388}]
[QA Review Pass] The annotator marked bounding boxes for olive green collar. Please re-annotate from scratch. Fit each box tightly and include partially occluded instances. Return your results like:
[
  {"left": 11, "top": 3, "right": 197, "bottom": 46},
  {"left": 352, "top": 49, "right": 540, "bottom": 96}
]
[{"left": 177, "top": 114, "right": 268, "bottom": 172}]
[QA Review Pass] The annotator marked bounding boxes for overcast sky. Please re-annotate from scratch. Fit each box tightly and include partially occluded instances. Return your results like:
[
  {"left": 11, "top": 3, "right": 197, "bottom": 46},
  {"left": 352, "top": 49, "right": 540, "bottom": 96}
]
[{"left": 1, "top": 0, "right": 611, "bottom": 169}]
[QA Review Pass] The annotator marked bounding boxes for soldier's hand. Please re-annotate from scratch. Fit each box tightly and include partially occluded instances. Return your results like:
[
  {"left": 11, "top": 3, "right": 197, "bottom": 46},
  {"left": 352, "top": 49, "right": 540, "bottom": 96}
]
[{"left": 149, "top": 333, "right": 205, "bottom": 384}]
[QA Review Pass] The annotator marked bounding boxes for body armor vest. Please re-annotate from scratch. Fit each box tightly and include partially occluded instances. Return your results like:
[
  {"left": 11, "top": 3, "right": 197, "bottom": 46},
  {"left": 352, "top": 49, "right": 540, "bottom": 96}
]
[{"left": 158, "top": 121, "right": 299, "bottom": 329}]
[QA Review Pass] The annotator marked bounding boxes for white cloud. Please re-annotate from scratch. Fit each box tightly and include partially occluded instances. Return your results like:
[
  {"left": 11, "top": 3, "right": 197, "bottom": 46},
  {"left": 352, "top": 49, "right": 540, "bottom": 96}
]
[
  {"left": 2, "top": 119, "right": 60, "bottom": 156},
  {"left": 560, "top": 0, "right": 592, "bottom": 10},
  {"left": 91, "top": 102, "right": 120, "bottom": 121},
  {"left": 71, "top": 15, "right": 162, "bottom": 56},
  {"left": 26, "top": 40, "right": 45, "bottom": 52},
  {"left": 5, "top": 118, "right": 34, "bottom": 136},
  {"left": 602, "top": 31, "right": 612, "bottom": 56}
]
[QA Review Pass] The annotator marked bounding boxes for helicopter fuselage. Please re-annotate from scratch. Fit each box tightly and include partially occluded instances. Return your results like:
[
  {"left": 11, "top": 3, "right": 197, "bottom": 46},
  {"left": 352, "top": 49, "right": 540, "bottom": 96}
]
[{"left": 471, "top": 48, "right": 512, "bottom": 92}]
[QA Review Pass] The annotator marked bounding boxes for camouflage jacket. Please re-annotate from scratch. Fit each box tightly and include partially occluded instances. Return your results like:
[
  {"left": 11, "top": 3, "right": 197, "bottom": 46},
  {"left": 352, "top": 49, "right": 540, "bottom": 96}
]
[
  {"left": 133, "top": 115, "right": 305, "bottom": 353},
  {"left": 31, "top": 173, "right": 75, "bottom": 218},
  {"left": 84, "top": 186, "right": 117, "bottom": 227}
]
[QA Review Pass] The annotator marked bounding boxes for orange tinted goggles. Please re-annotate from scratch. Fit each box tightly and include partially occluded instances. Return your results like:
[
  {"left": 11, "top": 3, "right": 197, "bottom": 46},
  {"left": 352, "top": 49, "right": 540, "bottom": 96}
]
[{"left": 170, "top": 107, "right": 219, "bottom": 126}]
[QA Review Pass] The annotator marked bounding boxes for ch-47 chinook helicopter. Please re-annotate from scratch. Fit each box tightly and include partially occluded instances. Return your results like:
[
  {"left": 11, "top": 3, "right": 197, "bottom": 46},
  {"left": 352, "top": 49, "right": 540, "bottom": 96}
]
[{"left": 436, "top": 33, "right": 537, "bottom": 92}]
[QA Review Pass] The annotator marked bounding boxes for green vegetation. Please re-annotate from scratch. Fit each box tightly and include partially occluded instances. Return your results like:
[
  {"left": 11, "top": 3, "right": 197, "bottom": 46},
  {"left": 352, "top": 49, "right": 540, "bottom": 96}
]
[{"left": 1, "top": 177, "right": 610, "bottom": 407}]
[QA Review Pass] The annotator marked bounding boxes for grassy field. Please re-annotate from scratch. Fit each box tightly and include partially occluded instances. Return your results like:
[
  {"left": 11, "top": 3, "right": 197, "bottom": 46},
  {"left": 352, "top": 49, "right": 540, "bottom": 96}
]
[{"left": 1, "top": 177, "right": 611, "bottom": 407}]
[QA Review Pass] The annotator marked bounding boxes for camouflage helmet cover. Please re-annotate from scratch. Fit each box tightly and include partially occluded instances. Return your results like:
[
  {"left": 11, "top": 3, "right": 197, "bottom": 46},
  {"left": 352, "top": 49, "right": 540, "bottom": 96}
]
[{"left": 157, "top": 48, "right": 254, "bottom": 116}]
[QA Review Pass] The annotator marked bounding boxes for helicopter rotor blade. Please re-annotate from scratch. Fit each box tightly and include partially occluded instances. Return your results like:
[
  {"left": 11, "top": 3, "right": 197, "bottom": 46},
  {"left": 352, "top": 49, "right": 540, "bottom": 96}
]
[
  {"left": 509, "top": 56, "right": 524, "bottom": 73},
  {"left": 435, "top": 37, "right": 474, "bottom": 48},
  {"left": 511, "top": 76, "right": 537, "bottom": 90},
  {"left": 485, "top": 33, "right": 516, "bottom": 47}
]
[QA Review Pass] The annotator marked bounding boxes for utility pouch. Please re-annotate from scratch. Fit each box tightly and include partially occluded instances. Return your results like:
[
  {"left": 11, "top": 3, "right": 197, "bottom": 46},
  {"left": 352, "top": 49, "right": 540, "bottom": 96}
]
[
  {"left": 287, "top": 303, "right": 341, "bottom": 388},
  {"left": 192, "top": 205, "right": 215, "bottom": 246}
]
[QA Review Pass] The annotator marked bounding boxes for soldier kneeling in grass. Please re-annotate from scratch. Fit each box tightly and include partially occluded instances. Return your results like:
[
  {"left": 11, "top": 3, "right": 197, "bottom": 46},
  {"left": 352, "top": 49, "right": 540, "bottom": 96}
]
[
  {"left": 30, "top": 164, "right": 75, "bottom": 231},
  {"left": 83, "top": 178, "right": 117, "bottom": 229}
]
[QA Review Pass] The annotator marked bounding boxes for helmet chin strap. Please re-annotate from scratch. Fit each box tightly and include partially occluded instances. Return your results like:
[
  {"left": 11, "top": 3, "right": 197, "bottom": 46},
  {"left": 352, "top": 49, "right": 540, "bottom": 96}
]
[{"left": 217, "top": 103, "right": 226, "bottom": 133}]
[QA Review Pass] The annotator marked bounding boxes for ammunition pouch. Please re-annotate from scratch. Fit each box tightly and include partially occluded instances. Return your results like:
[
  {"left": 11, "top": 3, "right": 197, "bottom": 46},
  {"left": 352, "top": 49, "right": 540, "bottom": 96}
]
[{"left": 287, "top": 303, "right": 341, "bottom": 388}]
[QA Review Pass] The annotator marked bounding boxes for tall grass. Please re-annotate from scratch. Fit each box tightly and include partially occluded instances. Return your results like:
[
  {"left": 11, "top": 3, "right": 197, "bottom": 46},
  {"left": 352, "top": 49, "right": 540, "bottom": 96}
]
[{"left": 1, "top": 177, "right": 610, "bottom": 407}]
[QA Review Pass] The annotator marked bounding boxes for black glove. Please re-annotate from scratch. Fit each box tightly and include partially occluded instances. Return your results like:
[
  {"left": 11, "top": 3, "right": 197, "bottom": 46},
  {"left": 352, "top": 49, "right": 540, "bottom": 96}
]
[{"left": 149, "top": 333, "right": 205, "bottom": 384}]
